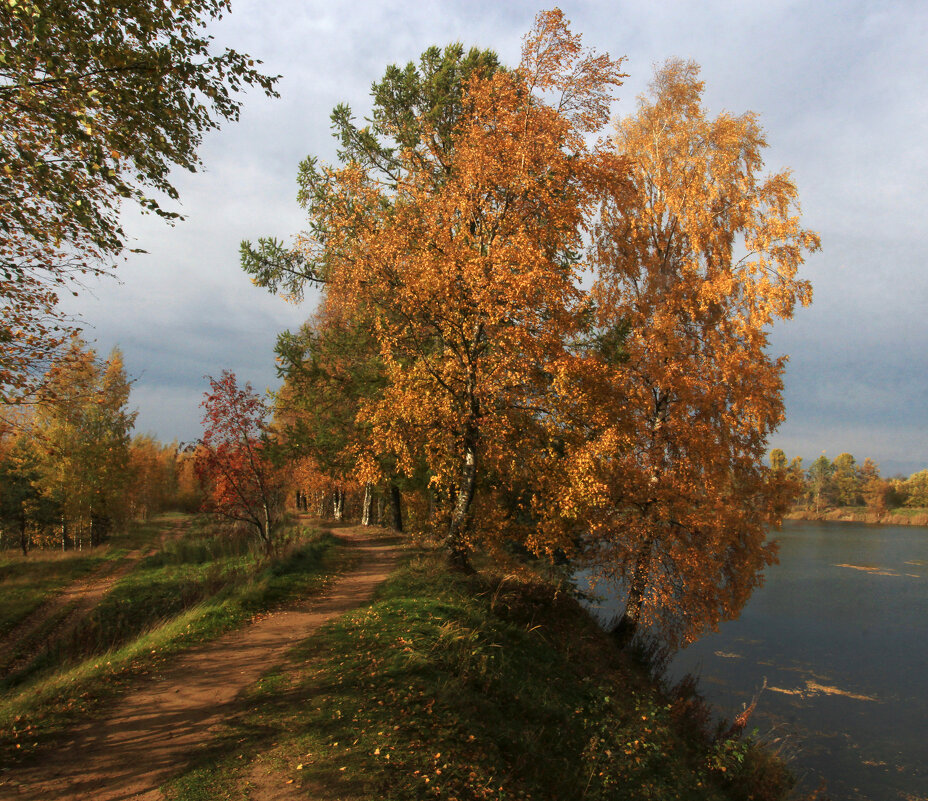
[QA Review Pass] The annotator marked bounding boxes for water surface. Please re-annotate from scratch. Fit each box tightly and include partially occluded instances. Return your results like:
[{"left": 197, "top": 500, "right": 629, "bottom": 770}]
[{"left": 581, "top": 521, "right": 928, "bottom": 800}]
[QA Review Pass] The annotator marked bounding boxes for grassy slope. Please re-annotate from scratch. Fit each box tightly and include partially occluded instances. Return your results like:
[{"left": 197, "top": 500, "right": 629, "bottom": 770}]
[
  {"left": 163, "top": 547, "right": 792, "bottom": 801},
  {"left": 0, "top": 518, "right": 349, "bottom": 764},
  {"left": 0, "top": 512, "right": 194, "bottom": 638},
  {"left": 0, "top": 548, "right": 108, "bottom": 639}
]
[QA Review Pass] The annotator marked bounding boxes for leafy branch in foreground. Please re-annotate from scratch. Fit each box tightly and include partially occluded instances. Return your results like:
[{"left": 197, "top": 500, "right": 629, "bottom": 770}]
[{"left": 0, "top": 0, "right": 279, "bottom": 402}]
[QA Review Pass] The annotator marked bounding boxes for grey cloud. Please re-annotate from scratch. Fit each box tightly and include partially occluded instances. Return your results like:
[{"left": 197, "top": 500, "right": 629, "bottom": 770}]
[{"left": 55, "top": 0, "right": 928, "bottom": 473}]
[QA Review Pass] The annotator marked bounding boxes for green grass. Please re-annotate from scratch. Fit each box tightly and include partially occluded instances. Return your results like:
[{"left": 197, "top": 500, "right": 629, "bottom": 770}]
[
  {"left": 0, "top": 521, "right": 349, "bottom": 764},
  {"left": 162, "top": 548, "right": 794, "bottom": 801},
  {"left": 0, "top": 550, "right": 107, "bottom": 638},
  {"left": 0, "top": 513, "right": 189, "bottom": 638}
]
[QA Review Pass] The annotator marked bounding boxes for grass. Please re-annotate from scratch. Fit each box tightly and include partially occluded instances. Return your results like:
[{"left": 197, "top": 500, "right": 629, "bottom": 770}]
[
  {"left": 0, "top": 518, "right": 349, "bottom": 765},
  {"left": 0, "top": 549, "right": 107, "bottom": 638},
  {"left": 161, "top": 546, "right": 795, "bottom": 801},
  {"left": 0, "top": 512, "right": 191, "bottom": 638}
]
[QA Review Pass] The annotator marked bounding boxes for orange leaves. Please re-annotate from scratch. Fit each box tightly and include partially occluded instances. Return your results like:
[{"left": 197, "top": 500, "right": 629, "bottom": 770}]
[
  {"left": 286, "top": 11, "right": 629, "bottom": 560},
  {"left": 519, "top": 8, "right": 627, "bottom": 135},
  {"left": 197, "top": 371, "right": 284, "bottom": 551},
  {"left": 543, "top": 58, "right": 819, "bottom": 646}
]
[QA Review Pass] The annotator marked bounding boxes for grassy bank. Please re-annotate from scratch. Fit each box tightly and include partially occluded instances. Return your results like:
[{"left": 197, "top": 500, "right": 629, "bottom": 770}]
[
  {"left": 786, "top": 507, "right": 928, "bottom": 527},
  {"left": 163, "top": 546, "right": 793, "bottom": 801},
  {"left": 0, "top": 512, "right": 196, "bottom": 638},
  {"left": 0, "top": 547, "right": 111, "bottom": 639},
  {"left": 0, "top": 519, "right": 349, "bottom": 764}
]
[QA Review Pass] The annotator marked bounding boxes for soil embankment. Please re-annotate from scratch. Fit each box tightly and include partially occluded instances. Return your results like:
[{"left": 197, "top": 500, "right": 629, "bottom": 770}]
[
  {"left": 786, "top": 508, "right": 928, "bottom": 527},
  {"left": 0, "top": 520, "right": 190, "bottom": 679}
]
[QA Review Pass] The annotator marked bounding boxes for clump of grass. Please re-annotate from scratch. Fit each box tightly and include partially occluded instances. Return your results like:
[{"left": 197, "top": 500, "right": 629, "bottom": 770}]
[{"left": 163, "top": 548, "right": 795, "bottom": 801}]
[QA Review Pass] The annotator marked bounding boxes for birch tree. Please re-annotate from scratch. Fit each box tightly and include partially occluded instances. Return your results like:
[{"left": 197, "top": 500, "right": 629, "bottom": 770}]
[{"left": 554, "top": 59, "right": 820, "bottom": 645}]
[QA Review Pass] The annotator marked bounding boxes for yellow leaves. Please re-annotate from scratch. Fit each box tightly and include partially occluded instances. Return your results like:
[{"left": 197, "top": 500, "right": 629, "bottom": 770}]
[{"left": 545, "top": 57, "right": 820, "bottom": 646}]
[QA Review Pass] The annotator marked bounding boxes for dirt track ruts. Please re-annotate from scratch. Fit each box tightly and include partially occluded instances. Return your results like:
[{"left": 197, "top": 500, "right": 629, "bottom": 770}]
[{"left": 0, "top": 526, "right": 401, "bottom": 801}]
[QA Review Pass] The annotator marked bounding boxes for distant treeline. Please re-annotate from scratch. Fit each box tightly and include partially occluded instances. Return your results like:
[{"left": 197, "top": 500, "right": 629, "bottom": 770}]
[
  {"left": 0, "top": 338, "right": 204, "bottom": 555},
  {"left": 771, "top": 449, "right": 928, "bottom": 515}
]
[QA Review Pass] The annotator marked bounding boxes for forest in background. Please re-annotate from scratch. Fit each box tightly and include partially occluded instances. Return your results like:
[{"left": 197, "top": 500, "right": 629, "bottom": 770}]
[
  {"left": 0, "top": 337, "right": 202, "bottom": 555},
  {"left": 772, "top": 448, "right": 928, "bottom": 521}
]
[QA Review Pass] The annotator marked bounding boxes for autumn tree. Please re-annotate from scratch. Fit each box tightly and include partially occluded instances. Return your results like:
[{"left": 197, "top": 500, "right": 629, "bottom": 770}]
[
  {"left": 273, "top": 299, "right": 390, "bottom": 525},
  {"left": 832, "top": 452, "right": 861, "bottom": 506},
  {"left": 902, "top": 469, "right": 928, "bottom": 508},
  {"left": 0, "top": 432, "right": 52, "bottom": 554},
  {"left": 196, "top": 371, "right": 283, "bottom": 553},
  {"left": 0, "top": 0, "right": 278, "bottom": 402},
  {"left": 551, "top": 59, "right": 820, "bottom": 645},
  {"left": 173, "top": 443, "right": 205, "bottom": 513},
  {"left": 247, "top": 11, "right": 626, "bottom": 568},
  {"left": 126, "top": 435, "right": 180, "bottom": 520},
  {"left": 806, "top": 455, "right": 834, "bottom": 513},
  {"left": 857, "top": 457, "right": 889, "bottom": 515},
  {"left": 32, "top": 338, "right": 136, "bottom": 548},
  {"left": 769, "top": 448, "right": 788, "bottom": 473},
  {"left": 241, "top": 42, "right": 502, "bottom": 295}
]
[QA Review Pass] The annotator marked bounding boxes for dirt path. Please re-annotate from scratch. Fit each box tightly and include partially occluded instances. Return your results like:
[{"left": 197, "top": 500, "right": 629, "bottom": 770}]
[
  {"left": 0, "top": 527, "right": 401, "bottom": 800},
  {"left": 0, "top": 521, "right": 190, "bottom": 679}
]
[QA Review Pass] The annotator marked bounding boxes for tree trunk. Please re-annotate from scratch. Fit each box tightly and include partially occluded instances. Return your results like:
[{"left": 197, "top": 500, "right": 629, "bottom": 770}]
[
  {"left": 361, "top": 483, "right": 374, "bottom": 526},
  {"left": 19, "top": 515, "right": 29, "bottom": 557},
  {"left": 263, "top": 502, "right": 273, "bottom": 555},
  {"left": 614, "top": 537, "right": 654, "bottom": 647},
  {"left": 389, "top": 484, "right": 403, "bottom": 532},
  {"left": 446, "top": 445, "right": 477, "bottom": 572},
  {"left": 333, "top": 489, "right": 344, "bottom": 522}
]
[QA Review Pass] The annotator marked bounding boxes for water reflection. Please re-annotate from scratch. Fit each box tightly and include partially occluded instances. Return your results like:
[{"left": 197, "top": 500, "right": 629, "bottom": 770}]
[{"left": 578, "top": 521, "right": 928, "bottom": 800}]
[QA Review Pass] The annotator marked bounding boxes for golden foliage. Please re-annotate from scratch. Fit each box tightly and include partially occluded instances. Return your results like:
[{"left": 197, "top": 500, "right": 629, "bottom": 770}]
[{"left": 548, "top": 59, "right": 820, "bottom": 645}]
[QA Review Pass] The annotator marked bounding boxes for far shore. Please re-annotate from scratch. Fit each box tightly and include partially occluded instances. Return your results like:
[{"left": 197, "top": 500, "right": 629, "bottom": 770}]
[{"left": 786, "top": 507, "right": 928, "bottom": 527}]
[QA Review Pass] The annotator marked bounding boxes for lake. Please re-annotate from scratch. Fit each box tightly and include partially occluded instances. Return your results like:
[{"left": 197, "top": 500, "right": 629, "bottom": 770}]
[{"left": 577, "top": 520, "right": 928, "bottom": 800}]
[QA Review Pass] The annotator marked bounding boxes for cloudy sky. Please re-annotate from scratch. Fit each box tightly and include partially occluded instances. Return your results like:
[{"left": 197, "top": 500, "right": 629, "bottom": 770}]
[{"left": 64, "top": 0, "right": 928, "bottom": 476}]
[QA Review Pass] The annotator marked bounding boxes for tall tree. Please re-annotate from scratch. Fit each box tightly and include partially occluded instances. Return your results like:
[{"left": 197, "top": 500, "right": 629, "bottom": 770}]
[
  {"left": 0, "top": 432, "right": 51, "bottom": 554},
  {"left": 553, "top": 59, "right": 820, "bottom": 645},
  {"left": 241, "top": 42, "right": 502, "bottom": 296},
  {"left": 902, "top": 469, "right": 928, "bottom": 508},
  {"left": 832, "top": 452, "right": 861, "bottom": 506},
  {"left": 248, "top": 11, "right": 626, "bottom": 568},
  {"left": 271, "top": 298, "right": 413, "bottom": 528},
  {"left": 769, "top": 448, "right": 788, "bottom": 472},
  {"left": 196, "top": 371, "right": 283, "bottom": 553},
  {"left": 858, "top": 457, "right": 891, "bottom": 515},
  {"left": 806, "top": 455, "right": 834, "bottom": 514},
  {"left": 0, "top": 0, "right": 278, "bottom": 402},
  {"left": 345, "top": 12, "right": 624, "bottom": 567}
]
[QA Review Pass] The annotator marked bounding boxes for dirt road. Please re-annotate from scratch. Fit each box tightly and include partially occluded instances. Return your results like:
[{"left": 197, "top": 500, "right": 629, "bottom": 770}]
[{"left": 0, "top": 527, "right": 401, "bottom": 800}]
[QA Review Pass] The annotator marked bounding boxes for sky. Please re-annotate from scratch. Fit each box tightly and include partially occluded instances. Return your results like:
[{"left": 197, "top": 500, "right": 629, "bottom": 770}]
[{"left": 63, "top": 0, "right": 928, "bottom": 477}]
